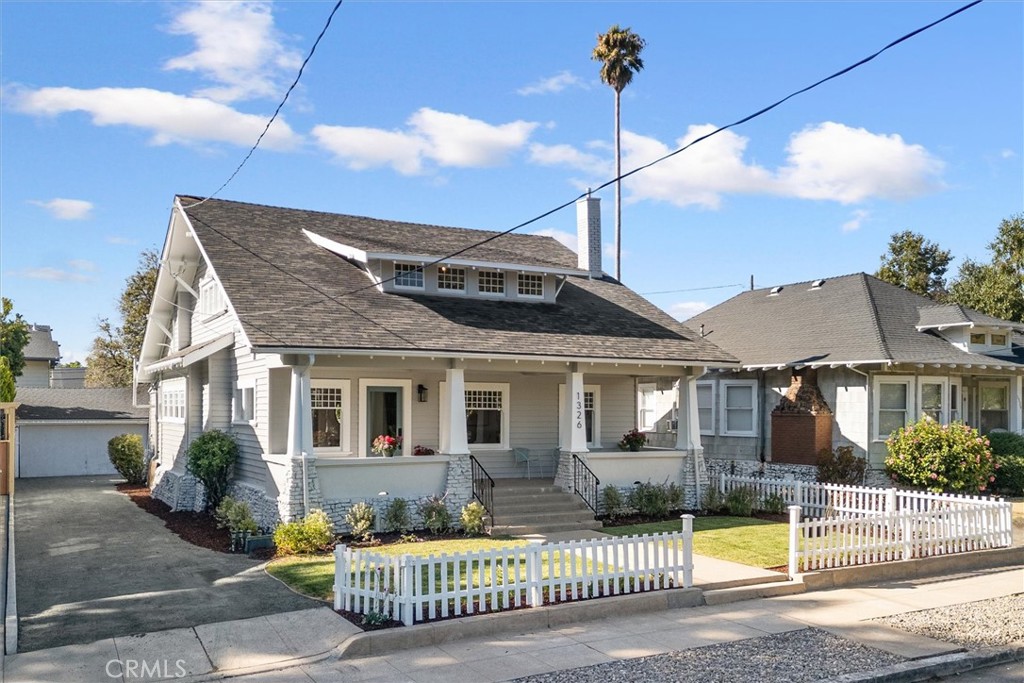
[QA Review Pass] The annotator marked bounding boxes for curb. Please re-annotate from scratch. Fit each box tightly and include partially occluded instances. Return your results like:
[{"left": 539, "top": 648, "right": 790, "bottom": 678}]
[
  {"left": 829, "top": 644, "right": 1024, "bottom": 682},
  {"left": 4, "top": 495, "right": 16, "bottom": 656}
]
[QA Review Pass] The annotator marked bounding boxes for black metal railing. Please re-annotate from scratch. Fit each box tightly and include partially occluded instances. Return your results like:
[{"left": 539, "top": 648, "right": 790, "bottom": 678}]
[
  {"left": 572, "top": 454, "right": 600, "bottom": 514},
  {"left": 469, "top": 455, "right": 495, "bottom": 518}
]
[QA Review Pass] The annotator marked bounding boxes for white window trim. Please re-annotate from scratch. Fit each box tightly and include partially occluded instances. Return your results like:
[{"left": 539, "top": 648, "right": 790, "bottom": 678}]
[
  {"left": 697, "top": 380, "right": 716, "bottom": 436},
  {"left": 558, "top": 384, "right": 602, "bottom": 448},
  {"left": 476, "top": 270, "right": 506, "bottom": 297},
  {"left": 313, "top": 378, "right": 352, "bottom": 457},
  {"left": 440, "top": 381, "right": 510, "bottom": 451},
  {"left": 719, "top": 379, "right": 758, "bottom": 437},
  {"left": 872, "top": 375, "right": 915, "bottom": 441},
  {"left": 916, "top": 377, "right": 948, "bottom": 424},
  {"left": 393, "top": 262, "right": 425, "bottom": 290},
  {"left": 977, "top": 381, "right": 1010, "bottom": 432},
  {"left": 160, "top": 378, "right": 186, "bottom": 424},
  {"left": 233, "top": 378, "right": 257, "bottom": 426},
  {"left": 358, "top": 378, "right": 412, "bottom": 457},
  {"left": 950, "top": 377, "right": 963, "bottom": 423},
  {"left": 516, "top": 272, "right": 545, "bottom": 299},
  {"left": 637, "top": 382, "right": 657, "bottom": 432},
  {"left": 436, "top": 267, "right": 467, "bottom": 294}
]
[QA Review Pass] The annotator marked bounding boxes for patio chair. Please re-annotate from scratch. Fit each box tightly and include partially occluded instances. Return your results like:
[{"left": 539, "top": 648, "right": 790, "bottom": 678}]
[{"left": 513, "top": 447, "right": 538, "bottom": 479}]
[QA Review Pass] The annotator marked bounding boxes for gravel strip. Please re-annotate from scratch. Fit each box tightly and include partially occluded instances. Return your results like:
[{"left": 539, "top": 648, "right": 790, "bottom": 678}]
[
  {"left": 873, "top": 593, "right": 1024, "bottom": 648},
  {"left": 512, "top": 628, "right": 906, "bottom": 683}
]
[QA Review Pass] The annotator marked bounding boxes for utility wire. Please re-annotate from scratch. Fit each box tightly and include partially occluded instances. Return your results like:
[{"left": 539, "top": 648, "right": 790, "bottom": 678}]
[
  {"left": 182, "top": 0, "right": 345, "bottom": 209},
  {"left": 640, "top": 283, "right": 745, "bottom": 296}
]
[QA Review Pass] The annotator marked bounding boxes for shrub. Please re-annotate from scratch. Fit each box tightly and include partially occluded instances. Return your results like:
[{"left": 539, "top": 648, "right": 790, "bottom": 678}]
[
  {"left": 460, "top": 501, "right": 487, "bottom": 535},
  {"left": 627, "top": 481, "right": 670, "bottom": 518},
  {"left": 186, "top": 430, "right": 238, "bottom": 511},
  {"left": 988, "top": 431, "right": 1024, "bottom": 458},
  {"left": 665, "top": 482, "right": 683, "bottom": 511},
  {"left": 885, "top": 417, "right": 997, "bottom": 493},
  {"left": 274, "top": 509, "right": 335, "bottom": 554},
  {"left": 214, "top": 497, "right": 258, "bottom": 533},
  {"left": 345, "top": 502, "right": 376, "bottom": 541},
  {"left": 418, "top": 495, "right": 452, "bottom": 535},
  {"left": 701, "top": 485, "right": 726, "bottom": 513},
  {"left": 760, "top": 493, "right": 787, "bottom": 516},
  {"left": 108, "top": 433, "right": 146, "bottom": 485},
  {"left": 817, "top": 445, "right": 867, "bottom": 485},
  {"left": 382, "top": 498, "right": 411, "bottom": 534},
  {"left": 993, "top": 455, "right": 1024, "bottom": 496},
  {"left": 724, "top": 486, "right": 757, "bottom": 517},
  {"left": 601, "top": 485, "right": 625, "bottom": 519}
]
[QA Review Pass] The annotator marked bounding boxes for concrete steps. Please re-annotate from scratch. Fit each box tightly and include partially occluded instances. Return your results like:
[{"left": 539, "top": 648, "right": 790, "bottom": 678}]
[{"left": 489, "top": 480, "right": 602, "bottom": 535}]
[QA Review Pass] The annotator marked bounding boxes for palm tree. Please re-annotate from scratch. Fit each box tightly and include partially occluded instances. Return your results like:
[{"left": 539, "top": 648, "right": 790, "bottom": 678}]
[{"left": 592, "top": 25, "right": 646, "bottom": 282}]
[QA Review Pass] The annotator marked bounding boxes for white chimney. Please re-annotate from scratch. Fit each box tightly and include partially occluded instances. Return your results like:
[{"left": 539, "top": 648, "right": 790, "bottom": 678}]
[{"left": 576, "top": 194, "right": 602, "bottom": 277}]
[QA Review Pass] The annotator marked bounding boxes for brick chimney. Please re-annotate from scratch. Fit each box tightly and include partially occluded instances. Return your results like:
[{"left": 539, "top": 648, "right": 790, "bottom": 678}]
[{"left": 576, "top": 194, "right": 602, "bottom": 277}]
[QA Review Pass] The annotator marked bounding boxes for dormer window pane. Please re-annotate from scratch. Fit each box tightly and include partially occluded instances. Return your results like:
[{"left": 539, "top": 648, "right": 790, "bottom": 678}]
[
  {"left": 991, "top": 333, "right": 1007, "bottom": 346},
  {"left": 518, "top": 273, "right": 544, "bottom": 297},
  {"left": 394, "top": 263, "right": 423, "bottom": 289},
  {"left": 437, "top": 267, "right": 466, "bottom": 292},
  {"left": 970, "top": 333, "right": 986, "bottom": 345},
  {"left": 478, "top": 270, "right": 505, "bottom": 295}
]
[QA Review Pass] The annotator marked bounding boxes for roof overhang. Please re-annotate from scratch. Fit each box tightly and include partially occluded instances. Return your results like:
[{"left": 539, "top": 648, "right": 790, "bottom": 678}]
[{"left": 143, "top": 333, "right": 234, "bottom": 376}]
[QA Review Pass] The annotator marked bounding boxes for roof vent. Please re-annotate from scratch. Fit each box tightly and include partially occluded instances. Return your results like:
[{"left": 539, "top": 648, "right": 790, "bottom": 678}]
[
  {"left": 809, "top": 279, "right": 826, "bottom": 290},
  {"left": 769, "top": 286, "right": 783, "bottom": 296}
]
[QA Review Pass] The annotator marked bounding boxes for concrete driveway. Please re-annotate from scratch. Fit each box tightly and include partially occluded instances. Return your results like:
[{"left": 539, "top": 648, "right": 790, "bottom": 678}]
[{"left": 15, "top": 476, "right": 317, "bottom": 652}]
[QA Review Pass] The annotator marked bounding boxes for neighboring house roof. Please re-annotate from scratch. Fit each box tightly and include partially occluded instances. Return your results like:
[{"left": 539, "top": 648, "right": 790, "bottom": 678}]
[
  {"left": 915, "top": 303, "right": 1021, "bottom": 331},
  {"left": 174, "top": 196, "right": 737, "bottom": 365},
  {"left": 23, "top": 325, "right": 60, "bottom": 362},
  {"left": 15, "top": 388, "right": 148, "bottom": 421},
  {"left": 688, "top": 273, "right": 1024, "bottom": 370}
]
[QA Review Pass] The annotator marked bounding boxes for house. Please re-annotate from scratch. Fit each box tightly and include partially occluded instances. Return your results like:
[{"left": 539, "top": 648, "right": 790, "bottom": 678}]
[
  {"left": 136, "top": 195, "right": 738, "bottom": 529},
  {"left": 643, "top": 273, "right": 1024, "bottom": 485},
  {"left": 17, "top": 324, "right": 61, "bottom": 388},
  {"left": 14, "top": 388, "right": 148, "bottom": 478}
]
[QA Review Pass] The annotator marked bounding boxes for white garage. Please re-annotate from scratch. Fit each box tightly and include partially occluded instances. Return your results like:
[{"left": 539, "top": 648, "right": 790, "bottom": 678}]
[{"left": 15, "top": 388, "right": 149, "bottom": 478}]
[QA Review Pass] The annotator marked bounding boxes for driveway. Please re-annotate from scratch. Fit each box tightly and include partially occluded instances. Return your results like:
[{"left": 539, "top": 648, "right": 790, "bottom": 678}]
[{"left": 15, "top": 476, "right": 317, "bottom": 652}]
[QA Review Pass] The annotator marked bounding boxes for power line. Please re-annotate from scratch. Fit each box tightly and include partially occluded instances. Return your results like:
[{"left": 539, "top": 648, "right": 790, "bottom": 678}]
[
  {"left": 182, "top": 0, "right": 345, "bottom": 210},
  {"left": 640, "top": 284, "right": 745, "bottom": 296}
]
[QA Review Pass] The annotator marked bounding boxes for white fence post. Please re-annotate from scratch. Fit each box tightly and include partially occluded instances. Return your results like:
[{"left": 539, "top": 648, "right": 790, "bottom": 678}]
[
  {"left": 528, "top": 545, "right": 542, "bottom": 607},
  {"left": 720, "top": 472, "right": 726, "bottom": 495},
  {"left": 787, "top": 505, "right": 801, "bottom": 578},
  {"left": 886, "top": 488, "right": 896, "bottom": 513},
  {"left": 399, "top": 554, "right": 414, "bottom": 626},
  {"left": 681, "top": 514, "right": 694, "bottom": 588},
  {"left": 794, "top": 480, "right": 803, "bottom": 508},
  {"left": 333, "top": 545, "right": 345, "bottom": 611}
]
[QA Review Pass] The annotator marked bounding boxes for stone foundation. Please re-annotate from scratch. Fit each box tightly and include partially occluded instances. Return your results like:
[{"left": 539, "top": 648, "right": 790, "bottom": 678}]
[
  {"left": 324, "top": 493, "right": 466, "bottom": 534},
  {"left": 705, "top": 458, "right": 818, "bottom": 484},
  {"left": 151, "top": 468, "right": 207, "bottom": 513},
  {"left": 444, "top": 454, "right": 472, "bottom": 512},
  {"left": 279, "top": 456, "right": 324, "bottom": 523},
  {"left": 226, "top": 481, "right": 280, "bottom": 531}
]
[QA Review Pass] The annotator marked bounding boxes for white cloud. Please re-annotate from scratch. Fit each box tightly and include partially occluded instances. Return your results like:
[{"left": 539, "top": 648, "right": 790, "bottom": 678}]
[
  {"left": 529, "top": 143, "right": 608, "bottom": 175},
  {"left": 313, "top": 108, "right": 537, "bottom": 175},
  {"left": 12, "top": 86, "right": 300, "bottom": 150},
  {"left": 668, "top": 301, "right": 710, "bottom": 321},
  {"left": 15, "top": 265, "right": 96, "bottom": 283},
  {"left": 517, "top": 71, "right": 585, "bottom": 96},
  {"left": 29, "top": 198, "right": 93, "bottom": 220},
  {"left": 531, "top": 228, "right": 577, "bottom": 251},
  {"left": 67, "top": 259, "right": 98, "bottom": 272},
  {"left": 999, "top": 148, "right": 1016, "bottom": 159},
  {"left": 163, "top": 0, "right": 301, "bottom": 103},
  {"left": 842, "top": 209, "right": 870, "bottom": 233}
]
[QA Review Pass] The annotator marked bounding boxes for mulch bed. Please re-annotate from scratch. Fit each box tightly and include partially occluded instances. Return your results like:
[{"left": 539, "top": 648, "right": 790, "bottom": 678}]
[{"left": 116, "top": 483, "right": 231, "bottom": 553}]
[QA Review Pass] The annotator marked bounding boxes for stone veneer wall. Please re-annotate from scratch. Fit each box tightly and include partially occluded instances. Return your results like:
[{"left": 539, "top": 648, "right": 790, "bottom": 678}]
[
  {"left": 278, "top": 457, "right": 324, "bottom": 523},
  {"left": 151, "top": 468, "right": 281, "bottom": 530},
  {"left": 706, "top": 457, "right": 889, "bottom": 489}
]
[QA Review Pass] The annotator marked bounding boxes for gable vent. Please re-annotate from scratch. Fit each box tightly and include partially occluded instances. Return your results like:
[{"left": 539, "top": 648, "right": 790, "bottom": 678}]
[
  {"left": 769, "top": 286, "right": 783, "bottom": 296},
  {"left": 809, "top": 279, "right": 826, "bottom": 290}
]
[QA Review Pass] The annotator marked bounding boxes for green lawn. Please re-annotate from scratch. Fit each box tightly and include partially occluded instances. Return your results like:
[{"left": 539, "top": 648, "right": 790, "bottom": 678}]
[{"left": 603, "top": 516, "right": 789, "bottom": 568}]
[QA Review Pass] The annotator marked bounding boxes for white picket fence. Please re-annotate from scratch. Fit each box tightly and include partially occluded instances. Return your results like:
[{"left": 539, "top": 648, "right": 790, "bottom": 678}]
[{"left": 334, "top": 521, "right": 694, "bottom": 626}]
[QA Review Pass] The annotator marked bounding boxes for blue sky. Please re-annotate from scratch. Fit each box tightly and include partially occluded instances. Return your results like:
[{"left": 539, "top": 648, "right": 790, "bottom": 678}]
[{"left": 2, "top": 1, "right": 1021, "bottom": 363}]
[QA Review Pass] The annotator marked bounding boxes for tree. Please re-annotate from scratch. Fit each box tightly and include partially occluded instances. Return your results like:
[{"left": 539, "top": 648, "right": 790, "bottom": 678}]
[
  {"left": 948, "top": 214, "right": 1024, "bottom": 323},
  {"left": 0, "top": 357, "right": 15, "bottom": 402},
  {"left": 0, "top": 298, "right": 31, "bottom": 378},
  {"left": 593, "top": 24, "right": 646, "bottom": 282},
  {"left": 59, "top": 360, "right": 83, "bottom": 368},
  {"left": 86, "top": 250, "right": 159, "bottom": 387},
  {"left": 876, "top": 230, "right": 952, "bottom": 300}
]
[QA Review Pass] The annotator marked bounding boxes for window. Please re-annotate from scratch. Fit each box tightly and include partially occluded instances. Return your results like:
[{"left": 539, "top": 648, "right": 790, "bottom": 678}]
[
  {"left": 464, "top": 383, "right": 509, "bottom": 448},
  {"left": 873, "top": 376, "right": 913, "bottom": 440},
  {"left": 311, "top": 379, "right": 350, "bottom": 454},
  {"left": 478, "top": 270, "right": 505, "bottom": 295},
  {"left": 393, "top": 263, "right": 424, "bottom": 289},
  {"left": 949, "top": 380, "right": 961, "bottom": 422},
  {"left": 198, "top": 278, "right": 226, "bottom": 317},
  {"left": 720, "top": 380, "right": 757, "bottom": 437},
  {"left": 517, "top": 273, "right": 544, "bottom": 298},
  {"left": 638, "top": 383, "right": 657, "bottom": 430},
  {"left": 160, "top": 380, "right": 185, "bottom": 422},
  {"left": 558, "top": 384, "right": 602, "bottom": 447},
  {"left": 970, "top": 333, "right": 987, "bottom": 345},
  {"left": 233, "top": 381, "right": 255, "bottom": 423},
  {"left": 991, "top": 333, "right": 1007, "bottom": 346},
  {"left": 437, "top": 266, "right": 465, "bottom": 292},
  {"left": 696, "top": 381, "right": 715, "bottom": 435},
  {"left": 919, "top": 381, "right": 943, "bottom": 422},
  {"left": 979, "top": 383, "right": 1009, "bottom": 433}
]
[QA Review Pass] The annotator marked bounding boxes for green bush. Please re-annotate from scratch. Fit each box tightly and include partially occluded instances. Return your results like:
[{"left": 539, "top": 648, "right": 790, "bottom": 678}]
[
  {"left": 725, "top": 486, "right": 757, "bottom": 516},
  {"left": 701, "top": 485, "right": 726, "bottom": 513},
  {"left": 108, "top": 433, "right": 146, "bottom": 485},
  {"left": 760, "top": 493, "right": 787, "bottom": 516},
  {"left": 993, "top": 455, "right": 1024, "bottom": 496},
  {"left": 214, "top": 496, "right": 258, "bottom": 533},
  {"left": 273, "top": 509, "right": 335, "bottom": 554},
  {"left": 460, "top": 501, "right": 487, "bottom": 535},
  {"left": 418, "top": 495, "right": 452, "bottom": 535},
  {"left": 627, "top": 481, "right": 670, "bottom": 518},
  {"left": 817, "top": 445, "right": 867, "bottom": 485},
  {"left": 988, "top": 431, "right": 1024, "bottom": 457},
  {"left": 601, "top": 485, "right": 625, "bottom": 519},
  {"left": 345, "top": 502, "right": 375, "bottom": 541},
  {"left": 186, "top": 430, "right": 238, "bottom": 511},
  {"left": 382, "top": 498, "right": 411, "bottom": 534},
  {"left": 885, "top": 417, "right": 997, "bottom": 493},
  {"left": 666, "top": 482, "right": 683, "bottom": 511}
]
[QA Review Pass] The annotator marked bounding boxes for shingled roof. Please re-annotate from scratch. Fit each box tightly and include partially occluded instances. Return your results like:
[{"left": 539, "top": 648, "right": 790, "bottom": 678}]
[
  {"left": 688, "top": 273, "right": 1024, "bottom": 369},
  {"left": 15, "top": 388, "right": 148, "bottom": 421},
  {"left": 176, "top": 196, "right": 737, "bottom": 365},
  {"left": 23, "top": 325, "right": 60, "bottom": 362}
]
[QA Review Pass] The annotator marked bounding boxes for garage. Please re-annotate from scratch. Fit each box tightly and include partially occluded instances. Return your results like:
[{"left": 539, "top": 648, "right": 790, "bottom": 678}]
[{"left": 15, "top": 388, "right": 148, "bottom": 478}]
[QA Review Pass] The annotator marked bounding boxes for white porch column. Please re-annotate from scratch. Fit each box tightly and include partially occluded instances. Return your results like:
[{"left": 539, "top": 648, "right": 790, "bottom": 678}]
[
  {"left": 561, "top": 370, "right": 589, "bottom": 453},
  {"left": 442, "top": 367, "right": 470, "bottom": 455},
  {"left": 1010, "top": 374, "right": 1023, "bottom": 434},
  {"left": 675, "top": 368, "right": 705, "bottom": 452},
  {"left": 286, "top": 361, "right": 313, "bottom": 459}
]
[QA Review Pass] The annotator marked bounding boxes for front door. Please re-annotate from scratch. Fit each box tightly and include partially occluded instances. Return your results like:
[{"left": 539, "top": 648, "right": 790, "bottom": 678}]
[{"left": 366, "top": 386, "right": 403, "bottom": 455}]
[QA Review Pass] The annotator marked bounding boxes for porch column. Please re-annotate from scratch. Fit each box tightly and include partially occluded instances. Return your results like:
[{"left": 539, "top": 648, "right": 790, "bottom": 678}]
[
  {"left": 561, "top": 370, "right": 589, "bottom": 453},
  {"left": 281, "top": 357, "right": 322, "bottom": 522},
  {"left": 441, "top": 367, "right": 469, "bottom": 455},
  {"left": 286, "top": 361, "right": 313, "bottom": 459},
  {"left": 1011, "top": 375, "right": 1023, "bottom": 434},
  {"left": 675, "top": 368, "right": 704, "bottom": 452}
]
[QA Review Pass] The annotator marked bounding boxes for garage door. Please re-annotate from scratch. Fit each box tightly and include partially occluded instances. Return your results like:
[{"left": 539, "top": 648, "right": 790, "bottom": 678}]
[{"left": 17, "top": 423, "right": 148, "bottom": 478}]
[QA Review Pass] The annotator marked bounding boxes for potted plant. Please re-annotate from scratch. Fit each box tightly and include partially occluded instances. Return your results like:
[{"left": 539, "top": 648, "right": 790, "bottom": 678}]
[
  {"left": 372, "top": 434, "right": 402, "bottom": 457},
  {"left": 215, "top": 497, "right": 260, "bottom": 552},
  {"left": 617, "top": 428, "right": 647, "bottom": 452},
  {"left": 413, "top": 445, "right": 435, "bottom": 456}
]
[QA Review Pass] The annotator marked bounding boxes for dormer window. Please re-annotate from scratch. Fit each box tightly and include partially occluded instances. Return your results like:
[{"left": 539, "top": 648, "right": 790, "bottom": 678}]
[
  {"left": 394, "top": 263, "right": 424, "bottom": 289},
  {"left": 991, "top": 333, "right": 1007, "bottom": 346},
  {"left": 478, "top": 270, "right": 505, "bottom": 295},
  {"left": 437, "top": 266, "right": 466, "bottom": 292},
  {"left": 517, "top": 273, "right": 544, "bottom": 298},
  {"left": 970, "top": 333, "right": 986, "bottom": 345}
]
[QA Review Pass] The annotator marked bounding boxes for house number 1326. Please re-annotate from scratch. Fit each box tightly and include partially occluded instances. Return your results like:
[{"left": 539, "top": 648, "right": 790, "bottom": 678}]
[{"left": 575, "top": 392, "right": 583, "bottom": 429}]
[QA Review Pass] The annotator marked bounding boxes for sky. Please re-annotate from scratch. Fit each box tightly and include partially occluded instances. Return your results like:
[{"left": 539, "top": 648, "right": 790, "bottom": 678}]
[{"left": 2, "top": 0, "right": 1021, "bottom": 364}]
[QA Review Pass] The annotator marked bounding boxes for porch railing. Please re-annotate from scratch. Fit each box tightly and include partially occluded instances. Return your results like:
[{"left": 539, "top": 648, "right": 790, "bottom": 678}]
[
  {"left": 572, "top": 454, "right": 600, "bottom": 514},
  {"left": 469, "top": 455, "right": 494, "bottom": 519}
]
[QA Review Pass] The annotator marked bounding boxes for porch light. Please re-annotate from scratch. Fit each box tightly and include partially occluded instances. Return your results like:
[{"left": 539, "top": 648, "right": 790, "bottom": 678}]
[{"left": 417, "top": 384, "right": 428, "bottom": 402}]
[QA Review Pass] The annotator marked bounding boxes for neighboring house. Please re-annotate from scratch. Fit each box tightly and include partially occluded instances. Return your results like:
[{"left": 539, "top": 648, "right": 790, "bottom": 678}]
[
  {"left": 17, "top": 324, "right": 61, "bottom": 388},
  {"left": 644, "top": 273, "right": 1024, "bottom": 484},
  {"left": 137, "top": 195, "right": 737, "bottom": 529},
  {"left": 15, "top": 388, "right": 148, "bottom": 478}
]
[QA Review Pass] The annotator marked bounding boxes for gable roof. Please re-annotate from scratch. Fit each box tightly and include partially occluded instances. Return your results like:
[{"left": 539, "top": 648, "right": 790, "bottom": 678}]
[
  {"left": 23, "top": 325, "right": 60, "bottom": 362},
  {"left": 173, "top": 196, "right": 736, "bottom": 365},
  {"left": 15, "top": 388, "right": 148, "bottom": 421},
  {"left": 915, "top": 303, "right": 1020, "bottom": 331},
  {"left": 688, "top": 273, "right": 1024, "bottom": 370}
]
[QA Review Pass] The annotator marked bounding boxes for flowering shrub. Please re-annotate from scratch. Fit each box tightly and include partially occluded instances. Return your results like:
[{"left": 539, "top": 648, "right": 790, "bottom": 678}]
[
  {"left": 884, "top": 417, "right": 997, "bottom": 493},
  {"left": 617, "top": 428, "right": 647, "bottom": 451},
  {"left": 371, "top": 434, "right": 401, "bottom": 457}
]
